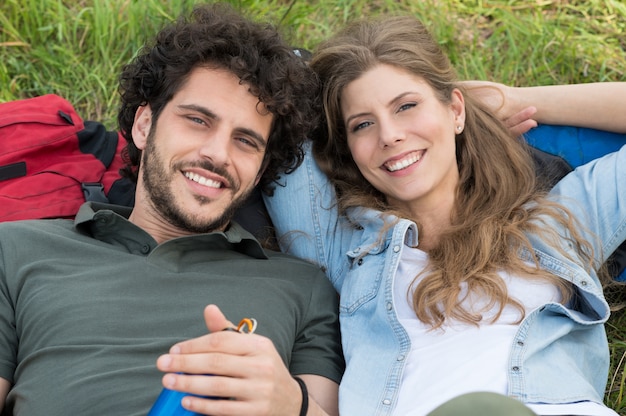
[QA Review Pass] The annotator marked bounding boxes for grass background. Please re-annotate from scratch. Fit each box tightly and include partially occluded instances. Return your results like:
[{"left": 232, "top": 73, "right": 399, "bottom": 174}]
[{"left": 1, "top": 0, "right": 626, "bottom": 413}]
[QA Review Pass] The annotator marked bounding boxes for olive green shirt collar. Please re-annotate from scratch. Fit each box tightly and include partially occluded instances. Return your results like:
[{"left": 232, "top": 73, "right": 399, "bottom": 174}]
[{"left": 74, "top": 202, "right": 268, "bottom": 260}]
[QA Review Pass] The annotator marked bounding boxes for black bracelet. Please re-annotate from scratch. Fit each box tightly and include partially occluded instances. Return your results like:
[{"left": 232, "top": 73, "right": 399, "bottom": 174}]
[{"left": 293, "top": 376, "right": 309, "bottom": 416}]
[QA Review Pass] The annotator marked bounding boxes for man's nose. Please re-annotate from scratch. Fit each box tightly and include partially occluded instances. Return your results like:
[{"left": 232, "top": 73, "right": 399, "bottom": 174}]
[{"left": 198, "top": 131, "right": 231, "bottom": 166}]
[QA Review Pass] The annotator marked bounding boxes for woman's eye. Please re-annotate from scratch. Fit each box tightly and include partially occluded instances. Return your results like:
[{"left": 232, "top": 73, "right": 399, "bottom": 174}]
[
  {"left": 352, "top": 121, "right": 373, "bottom": 132},
  {"left": 398, "top": 103, "right": 416, "bottom": 112}
]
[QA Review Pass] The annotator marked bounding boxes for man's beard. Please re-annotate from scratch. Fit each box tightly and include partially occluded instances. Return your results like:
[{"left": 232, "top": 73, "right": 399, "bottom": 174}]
[{"left": 141, "top": 131, "right": 255, "bottom": 234}]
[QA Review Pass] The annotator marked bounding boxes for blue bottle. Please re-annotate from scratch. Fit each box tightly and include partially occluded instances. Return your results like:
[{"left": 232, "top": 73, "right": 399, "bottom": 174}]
[
  {"left": 147, "top": 387, "right": 212, "bottom": 416},
  {"left": 148, "top": 319, "right": 257, "bottom": 415}
]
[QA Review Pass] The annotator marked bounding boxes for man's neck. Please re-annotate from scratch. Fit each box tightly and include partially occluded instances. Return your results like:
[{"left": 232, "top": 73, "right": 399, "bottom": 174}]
[{"left": 128, "top": 206, "right": 226, "bottom": 244}]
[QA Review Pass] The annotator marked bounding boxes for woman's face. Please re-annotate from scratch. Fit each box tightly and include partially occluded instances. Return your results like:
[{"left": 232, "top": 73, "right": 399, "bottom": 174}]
[{"left": 341, "top": 63, "right": 465, "bottom": 214}]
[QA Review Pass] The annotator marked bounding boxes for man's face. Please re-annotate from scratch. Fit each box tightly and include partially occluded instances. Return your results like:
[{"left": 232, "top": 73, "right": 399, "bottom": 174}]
[{"left": 131, "top": 66, "right": 273, "bottom": 234}]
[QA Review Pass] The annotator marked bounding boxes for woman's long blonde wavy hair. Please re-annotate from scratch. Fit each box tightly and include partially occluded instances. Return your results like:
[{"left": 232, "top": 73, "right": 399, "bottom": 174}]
[{"left": 310, "top": 15, "right": 602, "bottom": 329}]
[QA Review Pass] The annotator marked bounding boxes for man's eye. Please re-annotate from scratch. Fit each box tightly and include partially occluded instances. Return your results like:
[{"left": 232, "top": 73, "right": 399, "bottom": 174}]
[
  {"left": 237, "top": 137, "right": 257, "bottom": 148},
  {"left": 189, "top": 116, "right": 206, "bottom": 125}
]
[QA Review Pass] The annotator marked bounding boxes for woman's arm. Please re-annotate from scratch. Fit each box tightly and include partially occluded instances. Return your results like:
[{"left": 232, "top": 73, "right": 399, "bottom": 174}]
[
  {"left": 463, "top": 81, "right": 626, "bottom": 134},
  {"left": 550, "top": 144, "right": 626, "bottom": 262},
  {"left": 263, "top": 141, "right": 347, "bottom": 288}
]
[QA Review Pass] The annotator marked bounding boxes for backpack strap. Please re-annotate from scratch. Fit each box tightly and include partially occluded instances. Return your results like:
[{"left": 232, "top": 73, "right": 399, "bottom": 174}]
[
  {"left": 0, "top": 161, "right": 26, "bottom": 182},
  {"left": 77, "top": 121, "right": 123, "bottom": 204},
  {"left": 81, "top": 183, "right": 109, "bottom": 203}
]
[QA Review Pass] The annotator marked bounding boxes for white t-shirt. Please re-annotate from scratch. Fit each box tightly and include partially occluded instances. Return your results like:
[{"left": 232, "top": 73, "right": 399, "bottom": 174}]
[{"left": 392, "top": 245, "right": 617, "bottom": 416}]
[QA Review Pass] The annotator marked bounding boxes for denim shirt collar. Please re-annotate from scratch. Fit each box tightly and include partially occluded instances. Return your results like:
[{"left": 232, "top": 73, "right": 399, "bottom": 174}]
[{"left": 346, "top": 206, "right": 419, "bottom": 255}]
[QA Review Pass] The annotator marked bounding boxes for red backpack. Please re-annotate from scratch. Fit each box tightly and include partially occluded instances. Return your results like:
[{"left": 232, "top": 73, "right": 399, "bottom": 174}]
[{"left": 0, "top": 94, "right": 132, "bottom": 221}]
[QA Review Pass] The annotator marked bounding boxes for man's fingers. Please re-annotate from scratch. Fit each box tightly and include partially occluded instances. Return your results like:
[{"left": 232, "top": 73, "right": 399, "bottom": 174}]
[
  {"left": 158, "top": 333, "right": 277, "bottom": 379},
  {"left": 205, "top": 304, "right": 236, "bottom": 333},
  {"left": 181, "top": 391, "right": 265, "bottom": 416},
  {"left": 166, "top": 331, "right": 269, "bottom": 358},
  {"left": 158, "top": 350, "right": 258, "bottom": 377},
  {"left": 163, "top": 372, "right": 237, "bottom": 397},
  {"left": 161, "top": 373, "right": 262, "bottom": 415}
]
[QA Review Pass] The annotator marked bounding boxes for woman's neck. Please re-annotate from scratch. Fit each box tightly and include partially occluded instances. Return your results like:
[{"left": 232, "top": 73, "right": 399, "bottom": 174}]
[{"left": 400, "top": 196, "right": 454, "bottom": 252}]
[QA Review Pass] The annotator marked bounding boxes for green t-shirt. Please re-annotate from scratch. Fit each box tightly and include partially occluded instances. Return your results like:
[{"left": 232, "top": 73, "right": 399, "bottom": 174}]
[{"left": 0, "top": 203, "right": 343, "bottom": 415}]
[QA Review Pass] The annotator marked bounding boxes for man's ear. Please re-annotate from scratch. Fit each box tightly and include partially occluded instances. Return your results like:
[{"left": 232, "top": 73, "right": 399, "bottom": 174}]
[
  {"left": 254, "top": 169, "right": 265, "bottom": 187},
  {"left": 132, "top": 105, "right": 153, "bottom": 151},
  {"left": 254, "top": 156, "right": 270, "bottom": 187}
]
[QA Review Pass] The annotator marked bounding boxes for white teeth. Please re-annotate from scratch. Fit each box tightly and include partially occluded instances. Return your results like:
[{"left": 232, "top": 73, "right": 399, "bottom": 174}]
[
  {"left": 385, "top": 153, "right": 421, "bottom": 172},
  {"left": 184, "top": 172, "right": 221, "bottom": 188}
]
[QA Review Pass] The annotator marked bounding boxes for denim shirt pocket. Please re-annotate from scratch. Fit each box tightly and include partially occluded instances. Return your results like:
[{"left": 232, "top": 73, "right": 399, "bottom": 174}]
[
  {"left": 339, "top": 241, "right": 387, "bottom": 315},
  {"left": 521, "top": 245, "right": 610, "bottom": 323}
]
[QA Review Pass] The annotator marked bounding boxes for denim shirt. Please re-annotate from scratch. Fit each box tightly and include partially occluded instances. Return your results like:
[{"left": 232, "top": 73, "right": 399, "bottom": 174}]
[{"left": 265, "top": 142, "right": 626, "bottom": 415}]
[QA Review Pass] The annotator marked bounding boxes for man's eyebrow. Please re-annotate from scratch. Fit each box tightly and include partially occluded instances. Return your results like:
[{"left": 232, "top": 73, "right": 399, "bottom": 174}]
[
  {"left": 178, "top": 103, "right": 267, "bottom": 148},
  {"left": 178, "top": 103, "right": 218, "bottom": 120},
  {"left": 237, "top": 127, "right": 268, "bottom": 148}
]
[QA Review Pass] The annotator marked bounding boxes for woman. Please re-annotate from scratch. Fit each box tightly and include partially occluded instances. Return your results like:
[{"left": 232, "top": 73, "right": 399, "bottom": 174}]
[{"left": 264, "top": 15, "right": 625, "bottom": 416}]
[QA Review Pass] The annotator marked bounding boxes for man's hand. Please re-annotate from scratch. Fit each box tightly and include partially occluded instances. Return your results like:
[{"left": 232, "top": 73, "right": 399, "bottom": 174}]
[
  {"left": 155, "top": 305, "right": 331, "bottom": 416},
  {"left": 0, "top": 378, "right": 9, "bottom": 412}
]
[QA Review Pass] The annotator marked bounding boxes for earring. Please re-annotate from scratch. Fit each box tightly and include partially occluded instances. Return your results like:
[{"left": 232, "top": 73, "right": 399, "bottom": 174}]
[{"left": 456, "top": 125, "right": 463, "bottom": 132}]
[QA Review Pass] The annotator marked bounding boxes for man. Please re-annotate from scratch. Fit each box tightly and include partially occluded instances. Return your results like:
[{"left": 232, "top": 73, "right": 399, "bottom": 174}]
[{"left": 0, "top": 4, "right": 342, "bottom": 415}]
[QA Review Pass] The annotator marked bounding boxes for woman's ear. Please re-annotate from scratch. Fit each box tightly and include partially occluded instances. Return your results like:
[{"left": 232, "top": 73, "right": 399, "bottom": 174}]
[
  {"left": 131, "top": 105, "right": 153, "bottom": 150},
  {"left": 451, "top": 88, "right": 465, "bottom": 130}
]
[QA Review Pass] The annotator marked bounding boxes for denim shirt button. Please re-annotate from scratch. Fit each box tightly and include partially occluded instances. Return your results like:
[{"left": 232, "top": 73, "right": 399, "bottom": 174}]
[
  {"left": 512, "top": 366, "right": 520, "bottom": 372},
  {"left": 397, "top": 354, "right": 405, "bottom": 361},
  {"left": 141, "top": 244, "right": 151, "bottom": 254},
  {"left": 357, "top": 258, "right": 364, "bottom": 266},
  {"left": 581, "top": 280, "right": 588, "bottom": 286},
  {"left": 517, "top": 341, "right": 524, "bottom": 347},
  {"left": 386, "top": 302, "right": 393, "bottom": 311},
  {"left": 393, "top": 245, "right": 400, "bottom": 253},
  {"left": 383, "top": 399, "right": 392, "bottom": 405}
]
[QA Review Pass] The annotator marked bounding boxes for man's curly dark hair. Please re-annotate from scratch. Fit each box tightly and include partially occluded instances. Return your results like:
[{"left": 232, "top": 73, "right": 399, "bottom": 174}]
[{"left": 117, "top": 3, "right": 320, "bottom": 195}]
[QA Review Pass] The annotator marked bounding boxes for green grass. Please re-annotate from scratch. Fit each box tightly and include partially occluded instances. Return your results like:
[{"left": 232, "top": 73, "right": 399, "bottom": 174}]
[
  {"left": 608, "top": 315, "right": 626, "bottom": 411},
  {"left": 2, "top": 0, "right": 626, "bottom": 127},
  {"left": 2, "top": 0, "right": 626, "bottom": 413}
]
